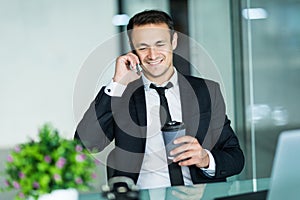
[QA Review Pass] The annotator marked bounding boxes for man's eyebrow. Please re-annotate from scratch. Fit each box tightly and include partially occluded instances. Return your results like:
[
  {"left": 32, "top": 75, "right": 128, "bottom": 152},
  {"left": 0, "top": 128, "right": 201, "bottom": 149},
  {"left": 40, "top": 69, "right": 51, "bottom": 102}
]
[
  {"left": 136, "top": 40, "right": 167, "bottom": 47},
  {"left": 156, "top": 40, "right": 167, "bottom": 43},
  {"left": 136, "top": 43, "right": 149, "bottom": 47}
]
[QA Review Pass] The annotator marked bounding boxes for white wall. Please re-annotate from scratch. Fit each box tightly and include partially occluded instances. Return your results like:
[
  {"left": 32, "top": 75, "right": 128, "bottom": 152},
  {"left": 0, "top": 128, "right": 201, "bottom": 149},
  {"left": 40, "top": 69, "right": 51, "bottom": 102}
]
[{"left": 0, "top": 0, "right": 118, "bottom": 148}]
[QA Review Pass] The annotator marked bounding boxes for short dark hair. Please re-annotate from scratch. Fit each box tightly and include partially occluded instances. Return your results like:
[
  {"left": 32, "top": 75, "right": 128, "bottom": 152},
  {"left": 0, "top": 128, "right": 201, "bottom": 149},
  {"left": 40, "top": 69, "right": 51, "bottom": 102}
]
[
  {"left": 127, "top": 10, "right": 174, "bottom": 32},
  {"left": 126, "top": 10, "right": 175, "bottom": 45}
]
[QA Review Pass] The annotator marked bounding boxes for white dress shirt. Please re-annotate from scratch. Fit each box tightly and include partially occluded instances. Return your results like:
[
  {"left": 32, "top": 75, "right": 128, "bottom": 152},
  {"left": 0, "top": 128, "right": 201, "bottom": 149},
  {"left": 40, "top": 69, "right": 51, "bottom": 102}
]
[{"left": 105, "top": 68, "right": 215, "bottom": 189}]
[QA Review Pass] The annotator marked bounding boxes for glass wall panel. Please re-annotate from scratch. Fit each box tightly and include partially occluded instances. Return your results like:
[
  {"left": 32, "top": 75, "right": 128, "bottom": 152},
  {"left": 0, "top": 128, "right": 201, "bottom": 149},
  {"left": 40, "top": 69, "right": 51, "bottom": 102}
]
[
  {"left": 188, "top": 0, "right": 235, "bottom": 131},
  {"left": 242, "top": 0, "right": 300, "bottom": 179}
]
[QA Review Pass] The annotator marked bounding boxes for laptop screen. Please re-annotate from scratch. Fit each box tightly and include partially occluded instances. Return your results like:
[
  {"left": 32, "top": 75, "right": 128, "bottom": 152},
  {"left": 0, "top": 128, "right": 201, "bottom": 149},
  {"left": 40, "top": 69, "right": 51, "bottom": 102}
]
[{"left": 267, "top": 129, "right": 300, "bottom": 200}]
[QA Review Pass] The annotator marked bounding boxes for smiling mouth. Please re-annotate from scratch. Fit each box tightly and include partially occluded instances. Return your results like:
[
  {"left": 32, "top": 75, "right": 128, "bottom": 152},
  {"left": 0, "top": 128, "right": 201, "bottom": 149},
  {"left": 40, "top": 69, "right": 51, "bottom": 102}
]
[{"left": 147, "top": 59, "right": 163, "bottom": 66}]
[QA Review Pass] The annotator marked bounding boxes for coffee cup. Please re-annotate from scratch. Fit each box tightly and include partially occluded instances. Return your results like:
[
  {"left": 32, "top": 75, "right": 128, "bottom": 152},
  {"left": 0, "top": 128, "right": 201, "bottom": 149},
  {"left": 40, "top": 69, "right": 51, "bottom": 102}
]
[{"left": 161, "top": 121, "right": 185, "bottom": 160}]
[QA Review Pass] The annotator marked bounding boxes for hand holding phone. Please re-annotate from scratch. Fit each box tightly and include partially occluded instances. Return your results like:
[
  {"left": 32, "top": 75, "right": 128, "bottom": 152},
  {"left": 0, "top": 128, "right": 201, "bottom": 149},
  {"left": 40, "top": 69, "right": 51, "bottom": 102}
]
[
  {"left": 113, "top": 52, "right": 142, "bottom": 85},
  {"left": 129, "top": 63, "right": 142, "bottom": 75}
]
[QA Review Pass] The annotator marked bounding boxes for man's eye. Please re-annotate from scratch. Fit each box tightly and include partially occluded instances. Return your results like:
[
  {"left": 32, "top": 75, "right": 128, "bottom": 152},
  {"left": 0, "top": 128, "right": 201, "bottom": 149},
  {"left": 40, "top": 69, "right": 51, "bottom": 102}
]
[
  {"left": 138, "top": 47, "right": 146, "bottom": 51},
  {"left": 156, "top": 43, "right": 166, "bottom": 48}
]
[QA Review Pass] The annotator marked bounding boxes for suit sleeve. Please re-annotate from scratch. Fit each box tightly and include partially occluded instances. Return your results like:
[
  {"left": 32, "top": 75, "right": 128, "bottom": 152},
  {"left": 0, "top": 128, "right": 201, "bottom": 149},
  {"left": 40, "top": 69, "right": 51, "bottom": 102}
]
[{"left": 74, "top": 87, "right": 115, "bottom": 152}]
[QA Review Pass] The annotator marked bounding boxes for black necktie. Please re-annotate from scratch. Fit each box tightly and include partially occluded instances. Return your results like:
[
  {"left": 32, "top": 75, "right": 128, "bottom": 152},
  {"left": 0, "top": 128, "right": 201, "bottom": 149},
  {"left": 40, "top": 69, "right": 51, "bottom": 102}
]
[
  {"left": 150, "top": 83, "right": 184, "bottom": 186},
  {"left": 150, "top": 83, "right": 173, "bottom": 127}
]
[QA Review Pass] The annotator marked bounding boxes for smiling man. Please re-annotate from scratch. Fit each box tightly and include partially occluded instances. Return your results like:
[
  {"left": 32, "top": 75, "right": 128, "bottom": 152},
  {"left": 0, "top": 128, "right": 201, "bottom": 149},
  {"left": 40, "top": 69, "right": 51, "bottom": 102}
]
[{"left": 74, "top": 10, "right": 244, "bottom": 189}]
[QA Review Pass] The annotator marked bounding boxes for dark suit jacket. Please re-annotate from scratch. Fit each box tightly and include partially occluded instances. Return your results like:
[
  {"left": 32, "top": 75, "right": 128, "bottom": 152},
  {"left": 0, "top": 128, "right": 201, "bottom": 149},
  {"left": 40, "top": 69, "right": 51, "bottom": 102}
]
[{"left": 74, "top": 73, "right": 244, "bottom": 185}]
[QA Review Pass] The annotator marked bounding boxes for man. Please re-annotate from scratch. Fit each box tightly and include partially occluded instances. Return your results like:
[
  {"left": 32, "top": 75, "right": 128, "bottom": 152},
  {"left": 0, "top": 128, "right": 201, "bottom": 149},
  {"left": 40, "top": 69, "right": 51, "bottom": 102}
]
[{"left": 75, "top": 10, "right": 244, "bottom": 189}]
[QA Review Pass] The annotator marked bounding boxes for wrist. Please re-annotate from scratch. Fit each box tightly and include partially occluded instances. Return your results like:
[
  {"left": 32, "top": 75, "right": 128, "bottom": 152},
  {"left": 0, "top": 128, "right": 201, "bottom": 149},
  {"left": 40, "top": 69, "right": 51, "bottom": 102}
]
[{"left": 196, "top": 153, "right": 210, "bottom": 168}]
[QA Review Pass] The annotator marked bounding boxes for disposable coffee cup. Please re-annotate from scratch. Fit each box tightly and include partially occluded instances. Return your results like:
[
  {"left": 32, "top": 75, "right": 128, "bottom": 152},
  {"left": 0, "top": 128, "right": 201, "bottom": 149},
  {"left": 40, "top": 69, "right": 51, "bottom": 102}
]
[{"left": 161, "top": 121, "right": 186, "bottom": 160}]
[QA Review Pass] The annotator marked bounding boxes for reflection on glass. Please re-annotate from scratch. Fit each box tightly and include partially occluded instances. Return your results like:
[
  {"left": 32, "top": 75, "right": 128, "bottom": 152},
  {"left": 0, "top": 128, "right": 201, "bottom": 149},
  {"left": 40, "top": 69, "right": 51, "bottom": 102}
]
[{"left": 243, "top": 0, "right": 300, "bottom": 180}]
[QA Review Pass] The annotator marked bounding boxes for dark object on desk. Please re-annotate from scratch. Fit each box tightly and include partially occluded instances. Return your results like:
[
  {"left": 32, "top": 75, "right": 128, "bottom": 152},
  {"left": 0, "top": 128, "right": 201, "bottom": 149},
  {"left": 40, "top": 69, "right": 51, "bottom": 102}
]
[
  {"left": 101, "top": 176, "right": 140, "bottom": 200},
  {"left": 214, "top": 189, "right": 268, "bottom": 200}
]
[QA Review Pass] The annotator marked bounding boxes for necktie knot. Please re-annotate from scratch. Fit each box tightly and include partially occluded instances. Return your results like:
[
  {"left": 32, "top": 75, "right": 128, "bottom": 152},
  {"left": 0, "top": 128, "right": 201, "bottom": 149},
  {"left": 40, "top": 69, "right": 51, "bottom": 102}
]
[
  {"left": 149, "top": 82, "right": 173, "bottom": 95},
  {"left": 149, "top": 82, "right": 173, "bottom": 125}
]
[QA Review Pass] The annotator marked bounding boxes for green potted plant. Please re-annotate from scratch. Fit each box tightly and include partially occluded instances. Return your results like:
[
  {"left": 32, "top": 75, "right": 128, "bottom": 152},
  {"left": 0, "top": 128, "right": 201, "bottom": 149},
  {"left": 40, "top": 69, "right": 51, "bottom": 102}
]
[{"left": 1, "top": 124, "right": 97, "bottom": 200}]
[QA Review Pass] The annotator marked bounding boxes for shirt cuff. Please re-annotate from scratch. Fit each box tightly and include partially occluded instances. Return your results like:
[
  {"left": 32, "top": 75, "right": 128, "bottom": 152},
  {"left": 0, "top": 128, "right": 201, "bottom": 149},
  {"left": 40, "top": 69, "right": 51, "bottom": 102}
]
[
  {"left": 104, "top": 80, "right": 127, "bottom": 97},
  {"left": 201, "top": 149, "right": 216, "bottom": 177}
]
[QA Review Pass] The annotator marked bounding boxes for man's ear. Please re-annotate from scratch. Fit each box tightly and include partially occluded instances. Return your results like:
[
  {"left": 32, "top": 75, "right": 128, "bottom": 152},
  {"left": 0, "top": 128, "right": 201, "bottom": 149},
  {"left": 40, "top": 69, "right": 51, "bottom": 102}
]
[{"left": 172, "top": 32, "right": 178, "bottom": 50}]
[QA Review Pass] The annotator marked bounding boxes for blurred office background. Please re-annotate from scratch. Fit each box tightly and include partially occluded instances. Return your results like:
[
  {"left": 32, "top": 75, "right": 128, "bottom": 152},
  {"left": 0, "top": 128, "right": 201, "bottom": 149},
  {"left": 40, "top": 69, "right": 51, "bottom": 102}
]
[{"left": 1, "top": 0, "right": 299, "bottom": 190}]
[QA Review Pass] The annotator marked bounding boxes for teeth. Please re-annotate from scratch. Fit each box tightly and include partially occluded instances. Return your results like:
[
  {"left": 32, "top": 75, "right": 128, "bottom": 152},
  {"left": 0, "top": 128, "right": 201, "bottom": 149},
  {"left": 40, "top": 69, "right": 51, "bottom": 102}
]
[{"left": 148, "top": 60, "right": 161, "bottom": 65}]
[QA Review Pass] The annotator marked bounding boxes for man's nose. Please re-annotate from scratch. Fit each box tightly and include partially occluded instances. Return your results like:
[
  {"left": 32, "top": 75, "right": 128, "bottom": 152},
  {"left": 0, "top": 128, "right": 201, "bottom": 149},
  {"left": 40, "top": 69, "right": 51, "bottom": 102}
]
[{"left": 147, "top": 47, "right": 158, "bottom": 59}]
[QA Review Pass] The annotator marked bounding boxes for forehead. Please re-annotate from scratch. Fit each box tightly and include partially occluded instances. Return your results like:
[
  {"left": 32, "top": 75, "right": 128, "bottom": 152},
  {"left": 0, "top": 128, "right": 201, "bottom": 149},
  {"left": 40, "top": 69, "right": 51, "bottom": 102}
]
[{"left": 131, "top": 23, "right": 171, "bottom": 44}]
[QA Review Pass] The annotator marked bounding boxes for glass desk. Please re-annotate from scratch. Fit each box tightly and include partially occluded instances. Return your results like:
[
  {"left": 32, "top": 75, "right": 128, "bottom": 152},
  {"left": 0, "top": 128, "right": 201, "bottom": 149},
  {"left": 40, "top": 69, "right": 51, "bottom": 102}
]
[{"left": 79, "top": 178, "right": 270, "bottom": 200}]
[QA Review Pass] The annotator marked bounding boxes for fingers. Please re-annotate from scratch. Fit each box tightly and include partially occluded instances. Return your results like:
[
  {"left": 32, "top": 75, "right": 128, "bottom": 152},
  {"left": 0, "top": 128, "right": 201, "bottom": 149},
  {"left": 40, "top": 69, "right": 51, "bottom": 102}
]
[
  {"left": 113, "top": 52, "right": 142, "bottom": 85},
  {"left": 173, "top": 135, "right": 197, "bottom": 145},
  {"left": 170, "top": 136, "right": 209, "bottom": 168},
  {"left": 176, "top": 150, "right": 208, "bottom": 168},
  {"left": 116, "top": 52, "right": 140, "bottom": 71},
  {"left": 170, "top": 136, "right": 200, "bottom": 157}
]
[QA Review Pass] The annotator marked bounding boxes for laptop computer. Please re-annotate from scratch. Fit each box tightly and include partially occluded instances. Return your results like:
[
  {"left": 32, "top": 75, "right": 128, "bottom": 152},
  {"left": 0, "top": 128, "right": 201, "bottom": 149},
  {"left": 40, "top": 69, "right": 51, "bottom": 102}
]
[
  {"left": 266, "top": 129, "right": 300, "bottom": 199},
  {"left": 215, "top": 129, "right": 300, "bottom": 200}
]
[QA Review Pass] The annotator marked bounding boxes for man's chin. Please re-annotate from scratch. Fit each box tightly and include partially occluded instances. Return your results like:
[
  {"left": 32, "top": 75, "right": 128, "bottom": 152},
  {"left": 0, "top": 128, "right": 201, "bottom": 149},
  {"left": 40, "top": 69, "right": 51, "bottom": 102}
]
[{"left": 144, "top": 69, "right": 163, "bottom": 77}]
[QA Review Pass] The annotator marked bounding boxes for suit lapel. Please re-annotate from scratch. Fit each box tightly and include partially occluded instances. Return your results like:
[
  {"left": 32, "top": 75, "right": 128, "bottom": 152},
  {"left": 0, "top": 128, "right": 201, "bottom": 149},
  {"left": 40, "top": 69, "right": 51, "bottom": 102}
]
[
  {"left": 178, "top": 74, "right": 200, "bottom": 138},
  {"left": 129, "top": 78, "right": 147, "bottom": 142}
]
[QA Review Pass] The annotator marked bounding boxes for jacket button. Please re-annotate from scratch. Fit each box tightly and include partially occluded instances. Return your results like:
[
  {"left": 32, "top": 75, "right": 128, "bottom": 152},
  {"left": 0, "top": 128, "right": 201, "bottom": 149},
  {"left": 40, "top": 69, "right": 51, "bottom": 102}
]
[{"left": 220, "top": 171, "right": 226, "bottom": 175}]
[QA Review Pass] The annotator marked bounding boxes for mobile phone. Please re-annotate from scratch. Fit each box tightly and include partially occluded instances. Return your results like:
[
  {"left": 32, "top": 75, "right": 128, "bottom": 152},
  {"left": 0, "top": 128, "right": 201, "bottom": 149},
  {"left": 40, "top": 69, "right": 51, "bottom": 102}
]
[
  {"left": 131, "top": 50, "right": 142, "bottom": 75},
  {"left": 129, "top": 63, "right": 142, "bottom": 75}
]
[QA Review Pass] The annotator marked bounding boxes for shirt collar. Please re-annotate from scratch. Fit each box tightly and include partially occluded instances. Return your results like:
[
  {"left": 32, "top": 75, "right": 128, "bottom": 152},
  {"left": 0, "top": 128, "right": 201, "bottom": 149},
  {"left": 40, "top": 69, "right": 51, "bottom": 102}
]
[{"left": 142, "top": 67, "right": 178, "bottom": 91}]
